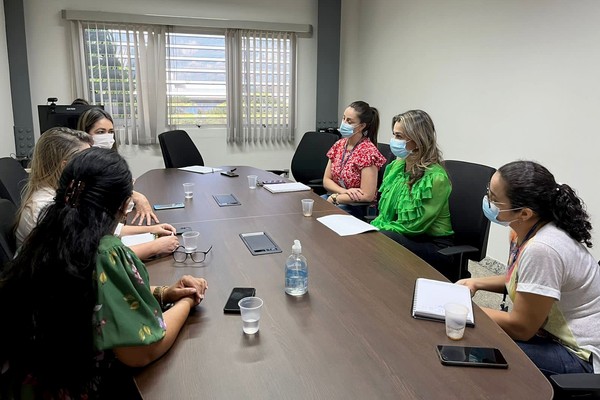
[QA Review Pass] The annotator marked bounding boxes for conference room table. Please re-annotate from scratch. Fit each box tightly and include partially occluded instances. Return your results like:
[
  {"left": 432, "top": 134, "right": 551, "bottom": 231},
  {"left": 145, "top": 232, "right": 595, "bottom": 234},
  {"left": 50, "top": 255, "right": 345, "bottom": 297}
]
[{"left": 133, "top": 166, "right": 553, "bottom": 399}]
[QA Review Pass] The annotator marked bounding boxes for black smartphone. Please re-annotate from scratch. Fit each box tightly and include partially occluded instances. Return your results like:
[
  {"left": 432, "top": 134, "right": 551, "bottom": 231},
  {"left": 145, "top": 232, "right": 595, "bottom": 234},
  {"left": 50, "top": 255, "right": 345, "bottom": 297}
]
[
  {"left": 176, "top": 226, "right": 192, "bottom": 235},
  {"left": 436, "top": 345, "right": 508, "bottom": 369},
  {"left": 221, "top": 171, "right": 239, "bottom": 177},
  {"left": 153, "top": 202, "right": 185, "bottom": 210},
  {"left": 224, "top": 287, "right": 256, "bottom": 314}
]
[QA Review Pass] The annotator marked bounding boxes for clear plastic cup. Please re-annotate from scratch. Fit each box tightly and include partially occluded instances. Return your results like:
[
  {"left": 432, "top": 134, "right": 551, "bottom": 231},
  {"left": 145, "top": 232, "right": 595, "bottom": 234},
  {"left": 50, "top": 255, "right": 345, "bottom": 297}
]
[
  {"left": 238, "top": 296, "right": 263, "bottom": 334},
  {"left": 247, "top": 175, "right": 258, "bottom": 189},
  {"left": 445, "top": 303, "right": 469, "bottom": 340},
  {"left": 301, "top": 199, "right": 314, "bottom": 217},
  {"left": 183, "top": 182, "right": 194, "bottom": 199},
  {"left": 182, "top": 231, "right": 200, "bottom": 251}
]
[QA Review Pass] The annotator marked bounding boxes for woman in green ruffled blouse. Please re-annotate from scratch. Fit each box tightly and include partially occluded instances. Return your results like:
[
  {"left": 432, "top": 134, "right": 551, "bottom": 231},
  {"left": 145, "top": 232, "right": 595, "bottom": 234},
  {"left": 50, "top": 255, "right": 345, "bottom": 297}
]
[{"left": 371, "top": 110, "right": 455, "bottom": 279}]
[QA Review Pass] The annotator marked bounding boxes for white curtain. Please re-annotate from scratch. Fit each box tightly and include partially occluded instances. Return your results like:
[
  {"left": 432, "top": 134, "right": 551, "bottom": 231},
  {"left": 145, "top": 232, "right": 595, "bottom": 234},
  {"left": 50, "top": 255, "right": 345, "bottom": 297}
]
[
  {"left": 69, "top": 21, "right": 168, "bottom": 145},
  {"left": 226, "top": 29, "right": 296, "bottom": 144}
]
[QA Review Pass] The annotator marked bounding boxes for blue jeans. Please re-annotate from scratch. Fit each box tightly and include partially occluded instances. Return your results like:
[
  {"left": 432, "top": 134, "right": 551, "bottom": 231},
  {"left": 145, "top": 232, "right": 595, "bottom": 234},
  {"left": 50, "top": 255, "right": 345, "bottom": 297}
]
[{"left": 516, "top": 334, "right": 593, "bottom": 377}]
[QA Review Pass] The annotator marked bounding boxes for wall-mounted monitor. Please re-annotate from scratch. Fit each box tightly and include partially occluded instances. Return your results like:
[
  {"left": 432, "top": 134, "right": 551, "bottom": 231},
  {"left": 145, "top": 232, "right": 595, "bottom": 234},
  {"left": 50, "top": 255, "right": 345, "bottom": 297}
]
[{"left": 37, "top": 104, "right": 104, "bottom": 134}]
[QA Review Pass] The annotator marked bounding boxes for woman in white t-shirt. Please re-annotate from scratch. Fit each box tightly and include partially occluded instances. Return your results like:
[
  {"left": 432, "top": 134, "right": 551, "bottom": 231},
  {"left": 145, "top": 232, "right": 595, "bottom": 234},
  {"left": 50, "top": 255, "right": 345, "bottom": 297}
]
[
  {"left": 458, "top": 160, "right": 600, "bottom": 377},
  {"left": 16, "top": 127, "right": 179, "bottom": 259}
]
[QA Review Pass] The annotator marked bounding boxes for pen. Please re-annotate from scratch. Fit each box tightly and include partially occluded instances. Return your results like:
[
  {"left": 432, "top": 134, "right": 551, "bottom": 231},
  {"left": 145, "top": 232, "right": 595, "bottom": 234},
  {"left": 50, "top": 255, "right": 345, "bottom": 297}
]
[{"left": 229, "top": 168, "right": 237, "bottom": 173}]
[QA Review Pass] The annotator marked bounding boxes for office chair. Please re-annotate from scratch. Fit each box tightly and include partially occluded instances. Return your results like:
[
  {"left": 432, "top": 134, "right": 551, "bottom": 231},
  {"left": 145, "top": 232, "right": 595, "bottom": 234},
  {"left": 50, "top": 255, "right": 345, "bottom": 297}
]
[
  {"left": 438, "top": 160, "right": 496, "bottom": 281},
  {"left": 0, "top": 157, "right": 28, "bottom": 207},
  {"left": 290, "top": 131, "right": 340, "bottom": 195},
  {"left": 549, "top": 373, "right": 600, "bottom": 399},
  {"left": 0, "top": 199, "right": 17, "bottom": 271},
  {"left": 158, "top": 130, "right": 204, "bottom": 168}
]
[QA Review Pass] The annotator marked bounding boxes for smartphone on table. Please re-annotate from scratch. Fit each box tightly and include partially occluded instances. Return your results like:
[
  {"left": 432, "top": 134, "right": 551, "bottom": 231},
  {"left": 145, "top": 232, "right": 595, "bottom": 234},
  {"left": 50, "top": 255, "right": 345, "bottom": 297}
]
[
  {"left": 436, "top": 345, "right": 508, "bottom": 369},
  {"left": 224, "top": 287, "right": 256, "bottom": 314},
  {"left": 153, "top": 203, "right": 185, "bottom": 210}
]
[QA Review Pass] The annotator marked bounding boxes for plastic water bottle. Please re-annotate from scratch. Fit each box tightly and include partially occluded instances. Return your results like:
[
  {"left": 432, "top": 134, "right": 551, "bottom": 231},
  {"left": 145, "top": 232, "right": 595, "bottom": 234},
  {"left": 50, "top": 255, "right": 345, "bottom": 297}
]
[{"left": 285, "top": 240, "right": 308, "bottom": 296}]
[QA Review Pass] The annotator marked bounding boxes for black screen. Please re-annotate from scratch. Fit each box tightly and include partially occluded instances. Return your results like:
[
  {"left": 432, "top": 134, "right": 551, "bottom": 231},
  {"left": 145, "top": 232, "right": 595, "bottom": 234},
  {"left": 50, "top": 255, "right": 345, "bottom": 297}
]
[{"left": 37, "top": 104, "right": 104, "bottom": 134}]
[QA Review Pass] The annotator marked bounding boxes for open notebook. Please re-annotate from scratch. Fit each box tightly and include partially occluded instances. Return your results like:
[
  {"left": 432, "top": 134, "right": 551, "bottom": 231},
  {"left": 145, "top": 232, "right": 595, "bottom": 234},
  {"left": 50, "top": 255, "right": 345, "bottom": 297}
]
[{"left": 411, "top": 278, "right": 475, "bottom": 326}]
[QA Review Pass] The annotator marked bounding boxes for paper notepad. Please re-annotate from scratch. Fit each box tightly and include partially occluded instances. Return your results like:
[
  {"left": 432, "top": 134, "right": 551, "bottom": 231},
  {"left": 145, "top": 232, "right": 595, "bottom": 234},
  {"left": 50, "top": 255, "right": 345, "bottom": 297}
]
[
  {"left": 178, "top": 165, "right": 223, "bottom": 174},
  {"left": 412, "top": 278, "right": 475, "bottom": 326},
  {"left": 263, "top": 182, "right": 311, "bottom": 193}
]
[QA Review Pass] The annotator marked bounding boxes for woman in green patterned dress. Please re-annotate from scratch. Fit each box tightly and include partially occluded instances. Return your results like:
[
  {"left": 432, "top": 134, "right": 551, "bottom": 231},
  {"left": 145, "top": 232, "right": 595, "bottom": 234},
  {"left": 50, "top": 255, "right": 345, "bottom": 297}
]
[
  {"left": 0, "top": 148, "right": 207, "bottom": 398},
  {"left": 371, "top": 110, "right": 456, "bottom": 280}
]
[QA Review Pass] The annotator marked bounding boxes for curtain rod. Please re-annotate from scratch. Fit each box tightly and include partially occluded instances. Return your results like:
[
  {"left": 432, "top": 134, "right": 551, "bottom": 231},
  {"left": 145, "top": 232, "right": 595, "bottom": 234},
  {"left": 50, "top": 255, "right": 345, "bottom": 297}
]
[{"left": 62, "top": 9, "right": 313, "bottom": 38}]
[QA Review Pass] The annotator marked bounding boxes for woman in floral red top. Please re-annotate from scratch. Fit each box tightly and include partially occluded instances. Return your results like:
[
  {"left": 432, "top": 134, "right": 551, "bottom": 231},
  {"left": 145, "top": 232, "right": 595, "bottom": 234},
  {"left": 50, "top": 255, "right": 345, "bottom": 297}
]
[{"left": 323, "top": 100, "right": 386, "bottom": 218}]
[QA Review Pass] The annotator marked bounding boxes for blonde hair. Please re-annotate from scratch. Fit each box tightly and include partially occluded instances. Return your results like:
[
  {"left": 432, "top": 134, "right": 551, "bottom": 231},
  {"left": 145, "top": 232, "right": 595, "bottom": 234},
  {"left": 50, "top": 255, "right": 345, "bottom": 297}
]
[
  {"left": 392, "top": 110, "right": 443, "bottom": 186},
  {"left": 16, "top": 127, "right": 93, "bottom": 224}
]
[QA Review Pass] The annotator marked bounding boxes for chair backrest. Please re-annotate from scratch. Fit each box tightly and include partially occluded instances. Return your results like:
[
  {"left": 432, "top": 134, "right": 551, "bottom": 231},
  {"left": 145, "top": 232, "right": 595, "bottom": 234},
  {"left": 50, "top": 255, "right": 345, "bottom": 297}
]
[
  {"left": 0, "top": 157, "right": 28, "bottom": 207},
  {"left": 0, "top": 199, "right": 17, "bottom": 269},
  {"left": 376, "top": 142, "right": 395, "bottom": 188},
  {"left": 158, "top": 130, "right": 204, "bottom": 168},
  {"left": 444, "top": 160, "right": 496, "bottom": 263},
  {"left": 290, "top": 131, "right": 339, "bottom": 185}
]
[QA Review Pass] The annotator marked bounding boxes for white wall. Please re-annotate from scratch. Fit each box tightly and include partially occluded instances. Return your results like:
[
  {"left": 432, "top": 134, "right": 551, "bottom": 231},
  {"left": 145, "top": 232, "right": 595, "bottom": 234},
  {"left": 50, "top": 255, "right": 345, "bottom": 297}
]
[
  {"left": 0, "top": 1, "right": 15, "bottom": 156},
  {"left": 21, "top": 0, "right": 317, "bottom": 178},
  {"left": 340, "top": 0, "right": 600, "bottom": 262}
]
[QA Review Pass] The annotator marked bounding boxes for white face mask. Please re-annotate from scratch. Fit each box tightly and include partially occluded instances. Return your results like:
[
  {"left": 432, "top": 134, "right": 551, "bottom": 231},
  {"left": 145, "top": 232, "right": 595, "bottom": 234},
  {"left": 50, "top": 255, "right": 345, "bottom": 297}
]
[{"left": 92, "top": 133, "right": 115, "bottom": 149}]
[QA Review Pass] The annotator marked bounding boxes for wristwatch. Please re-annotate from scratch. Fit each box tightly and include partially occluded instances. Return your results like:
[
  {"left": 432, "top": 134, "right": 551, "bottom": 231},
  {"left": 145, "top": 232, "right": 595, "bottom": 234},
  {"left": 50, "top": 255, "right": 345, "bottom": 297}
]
[{"left": 331, "top": 193, "right": 339, "bottom": 205}]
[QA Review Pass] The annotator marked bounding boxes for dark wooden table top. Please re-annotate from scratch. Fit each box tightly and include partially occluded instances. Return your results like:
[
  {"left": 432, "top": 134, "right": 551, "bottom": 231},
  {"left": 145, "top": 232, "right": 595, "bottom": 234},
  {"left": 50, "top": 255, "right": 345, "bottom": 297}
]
[{"left": 133, "top": 167, "right": 553, "bottom": 400}]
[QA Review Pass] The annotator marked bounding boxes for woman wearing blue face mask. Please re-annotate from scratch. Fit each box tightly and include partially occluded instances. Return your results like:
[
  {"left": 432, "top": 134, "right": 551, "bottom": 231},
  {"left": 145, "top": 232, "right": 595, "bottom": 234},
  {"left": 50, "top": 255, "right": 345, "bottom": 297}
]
[
  {"left": 323, "top": 101, "right": 386, "bottom": 219},
  {"left": 457, "top": 161, "right": 600, "bottom": 377},
  {"left": 78, "top": 108, "right": 159, "bottom": 226},
  {"left": 371, "top": 110, "right": 455, "bottom": 280}
]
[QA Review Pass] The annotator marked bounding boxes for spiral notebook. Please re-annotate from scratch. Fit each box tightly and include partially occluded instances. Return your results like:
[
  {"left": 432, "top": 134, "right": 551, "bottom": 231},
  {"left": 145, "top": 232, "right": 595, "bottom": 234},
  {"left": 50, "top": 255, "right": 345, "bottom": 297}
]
[{"left": 411, "top": 278, "right": 475, "bottom": 327}]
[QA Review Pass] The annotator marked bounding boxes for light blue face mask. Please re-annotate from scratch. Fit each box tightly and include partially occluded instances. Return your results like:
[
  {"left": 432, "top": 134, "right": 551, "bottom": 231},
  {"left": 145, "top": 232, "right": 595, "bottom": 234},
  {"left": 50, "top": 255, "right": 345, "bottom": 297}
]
[
  {"left": 339, "top": 122, "right": 356, "bottom": 138},
  {"left": 482, "top": 195, "right": 521, "bottom": 226},
  {"left": 390, "top": 138, "right": 411, "bottom": 159}
]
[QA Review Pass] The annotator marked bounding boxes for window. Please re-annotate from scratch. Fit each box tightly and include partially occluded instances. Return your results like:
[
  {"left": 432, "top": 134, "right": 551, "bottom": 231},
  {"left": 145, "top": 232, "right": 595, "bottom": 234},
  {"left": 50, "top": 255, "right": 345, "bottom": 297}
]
[{"left": 77, "top": 22, "right": 296, "bottom": 144}]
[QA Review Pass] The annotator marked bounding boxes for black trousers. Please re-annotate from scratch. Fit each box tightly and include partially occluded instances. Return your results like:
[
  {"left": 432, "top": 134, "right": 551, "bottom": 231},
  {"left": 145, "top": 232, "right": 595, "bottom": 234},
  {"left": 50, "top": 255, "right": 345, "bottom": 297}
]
[{"left": 381, "top": 231, "right": 464, "bottom": 282}]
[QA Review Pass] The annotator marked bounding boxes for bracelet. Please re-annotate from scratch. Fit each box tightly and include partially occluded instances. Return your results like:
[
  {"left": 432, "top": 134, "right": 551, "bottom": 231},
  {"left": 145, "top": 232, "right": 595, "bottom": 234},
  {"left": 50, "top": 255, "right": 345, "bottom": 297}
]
[
  {"left": 153, "top": 285, "right": 169, "bottom": 309},
  {"left": 331, "top": 193, "right": 339, "bottom": 205}
]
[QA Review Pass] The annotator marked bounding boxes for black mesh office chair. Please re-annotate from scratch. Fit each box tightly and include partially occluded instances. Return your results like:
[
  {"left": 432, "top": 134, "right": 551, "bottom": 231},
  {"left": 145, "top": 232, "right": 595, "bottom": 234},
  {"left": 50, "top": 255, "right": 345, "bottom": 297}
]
[
  {"left": 158, "top": 130, "right": 204, "bottom": 168},
  {"left": 290, "top": 131, "right": 340, "bottom": 195},
  {"left": 0, "top": 157, "right": 28, "bottom": 207},
  {"left": 0, "top": 199, "right": 17, "bottom": 271},
  {"left": 438, "top": 160, "right": 496, "bottom": 281}
]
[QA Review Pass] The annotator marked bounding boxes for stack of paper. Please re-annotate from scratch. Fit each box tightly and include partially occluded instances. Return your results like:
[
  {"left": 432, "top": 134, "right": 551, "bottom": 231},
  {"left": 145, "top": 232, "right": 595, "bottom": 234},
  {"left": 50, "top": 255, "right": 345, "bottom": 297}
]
[
  {"left": 121, "top": 233, "right": 155, "bottom": 247},
  {"left": 178, "top": 165, "right": 222, "bottom": 174},
  {"left": 316, "top": 214, "right": 379, "bottom": 236},
  {"left": 263, "top": 182, "right": 311, "bottom": 193}
]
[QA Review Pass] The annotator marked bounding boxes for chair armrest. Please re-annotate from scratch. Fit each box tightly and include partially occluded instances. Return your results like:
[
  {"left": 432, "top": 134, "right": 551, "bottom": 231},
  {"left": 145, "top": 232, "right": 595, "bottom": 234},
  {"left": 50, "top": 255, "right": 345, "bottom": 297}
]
[
  {"left": 266, "top": 169, "right": 290, "bottom": 177},
  {"left": 550, "top": 373, "right": 600, "bottom": 392},
  {"left": 438, "top": 245, "right": 479, "bottom": 257}
]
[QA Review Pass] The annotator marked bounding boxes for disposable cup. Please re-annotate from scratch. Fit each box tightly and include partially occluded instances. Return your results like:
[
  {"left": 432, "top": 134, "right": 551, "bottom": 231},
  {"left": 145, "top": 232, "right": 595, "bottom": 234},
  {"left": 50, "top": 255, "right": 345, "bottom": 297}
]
[
  {"left": 445, "top": 303, "right": 469, "bottom": 340},
  {"left": 183, "top": 183, "right": 194, "bottom": 199},
  {"left": 247, "top": 175, "right": 258, "bottom": 189},
  {"left": 301, "top": 199, "right": 314, "bottom": 217},
  {"left": 182, "top": 231, "right": 200, "bottom": 251},
  {"left": 238, "top": 296, "right": 263, "bottom": 334}
]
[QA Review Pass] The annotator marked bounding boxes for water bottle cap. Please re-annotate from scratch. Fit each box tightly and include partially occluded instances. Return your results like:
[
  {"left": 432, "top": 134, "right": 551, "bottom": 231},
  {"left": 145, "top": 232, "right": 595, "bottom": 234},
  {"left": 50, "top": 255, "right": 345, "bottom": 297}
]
[{"left": 292, "top": 240, "right": 301, "bottom": 253}]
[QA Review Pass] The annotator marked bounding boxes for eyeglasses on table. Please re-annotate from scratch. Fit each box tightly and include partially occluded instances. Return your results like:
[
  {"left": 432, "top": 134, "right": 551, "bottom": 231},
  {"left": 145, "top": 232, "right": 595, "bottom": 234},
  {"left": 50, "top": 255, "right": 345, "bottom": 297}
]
[{"left": 172, "top": 245, "right": 213, "bottom": 263}]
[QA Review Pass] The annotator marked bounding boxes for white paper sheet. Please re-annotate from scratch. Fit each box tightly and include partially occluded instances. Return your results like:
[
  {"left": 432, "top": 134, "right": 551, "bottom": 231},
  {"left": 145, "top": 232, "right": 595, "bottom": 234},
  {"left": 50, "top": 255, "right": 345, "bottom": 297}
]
[
  {"left": 178, "top": 165, "right": 223, "bottom": 174},
  {"left": 121, "top": 233, "right": 155, "bottom": 247},
  {"left": 316, "top": 214, "right": 379, "bottom": 236}
]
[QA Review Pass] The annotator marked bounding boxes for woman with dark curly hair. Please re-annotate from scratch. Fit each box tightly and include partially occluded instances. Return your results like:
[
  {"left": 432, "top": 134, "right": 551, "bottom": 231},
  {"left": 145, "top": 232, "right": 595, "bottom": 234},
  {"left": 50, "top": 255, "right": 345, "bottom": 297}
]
[{"left": 458, "top": 160, "right": 600, "bottom": 377}]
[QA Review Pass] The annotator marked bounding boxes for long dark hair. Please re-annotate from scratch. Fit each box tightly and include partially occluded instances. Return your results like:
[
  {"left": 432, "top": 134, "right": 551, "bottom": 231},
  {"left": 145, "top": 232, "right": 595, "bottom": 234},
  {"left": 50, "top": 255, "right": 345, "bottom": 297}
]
[
  {"left": 499, "top": 161, "right": 592, "bottom": 247},
  {"left": 0, "top": 148, "right": 133, "bottom": 396},
  {"left": 349, "top": 100, "right": 380, "bottom": 144}
]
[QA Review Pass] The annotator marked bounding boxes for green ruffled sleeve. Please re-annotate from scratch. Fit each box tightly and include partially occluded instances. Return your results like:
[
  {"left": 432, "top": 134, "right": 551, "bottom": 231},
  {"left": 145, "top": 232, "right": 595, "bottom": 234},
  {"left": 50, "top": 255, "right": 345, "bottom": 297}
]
[
  {"left": 371, "top": 161, "right": 453, "bottom": 236},
  {"left": 93, "top": 235, "right": 166, "bottom": 351}
]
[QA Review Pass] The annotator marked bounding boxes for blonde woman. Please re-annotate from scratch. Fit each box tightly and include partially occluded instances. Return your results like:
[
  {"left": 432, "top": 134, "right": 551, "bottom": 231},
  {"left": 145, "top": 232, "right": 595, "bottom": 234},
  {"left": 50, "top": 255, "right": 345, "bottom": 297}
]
[
  {"left": 16, "top": 128, "right": 179, "bottom": 260},
  {"left": 371, "top": 110, "right": 455, "bottom": 279}
]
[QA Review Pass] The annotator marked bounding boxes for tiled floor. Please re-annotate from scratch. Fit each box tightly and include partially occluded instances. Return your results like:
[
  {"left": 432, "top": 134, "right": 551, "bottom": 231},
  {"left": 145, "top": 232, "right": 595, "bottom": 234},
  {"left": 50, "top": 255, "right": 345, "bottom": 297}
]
[{"left": 468, "top": 259, "right": 512, "bottom": 311}]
